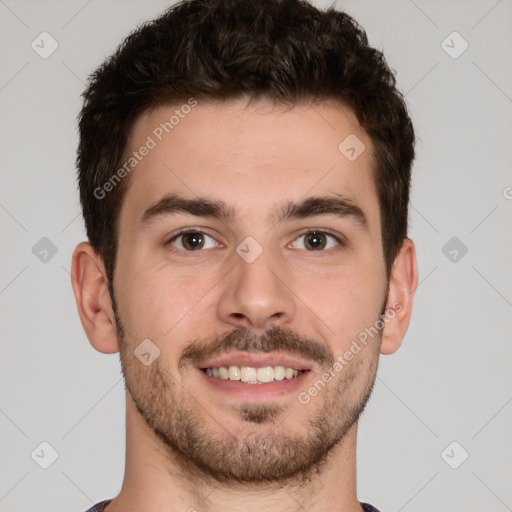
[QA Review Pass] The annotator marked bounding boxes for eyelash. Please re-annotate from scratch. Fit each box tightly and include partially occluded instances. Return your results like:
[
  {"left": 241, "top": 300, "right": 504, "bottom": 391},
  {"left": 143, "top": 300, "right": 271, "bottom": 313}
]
[{"left": 164, "top": 228, "right": 345, "bottom": 254}]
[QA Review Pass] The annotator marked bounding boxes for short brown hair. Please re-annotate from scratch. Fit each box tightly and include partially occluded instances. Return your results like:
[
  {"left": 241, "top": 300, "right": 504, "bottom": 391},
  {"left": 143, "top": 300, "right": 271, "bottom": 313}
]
[{"left": 76, "top": 0, "right": 415, "bottom": 290}]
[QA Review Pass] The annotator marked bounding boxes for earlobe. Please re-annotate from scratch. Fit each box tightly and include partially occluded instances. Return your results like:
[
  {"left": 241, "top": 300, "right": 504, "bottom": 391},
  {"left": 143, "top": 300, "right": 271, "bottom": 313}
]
[
  {"left": 380, "top": 238, "right": 418, "bottom": 355},
  {"left": 70, "top": 241, "right": 120, "bottom": 354}
]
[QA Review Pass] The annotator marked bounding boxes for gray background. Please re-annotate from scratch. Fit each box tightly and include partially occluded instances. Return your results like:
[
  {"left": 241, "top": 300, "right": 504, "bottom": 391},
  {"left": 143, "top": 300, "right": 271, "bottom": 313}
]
[{"left": 1, "top": 0, "right": 511, "bottom": 511}]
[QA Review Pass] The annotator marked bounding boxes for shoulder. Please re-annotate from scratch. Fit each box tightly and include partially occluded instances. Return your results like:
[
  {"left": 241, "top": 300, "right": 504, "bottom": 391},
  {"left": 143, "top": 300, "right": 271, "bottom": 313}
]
[
  {"left": 83, "top": 499, "right": 113, "bottom": 512},
  {"left": 360, "top": 503, "right": 383, "bottom": 512}
]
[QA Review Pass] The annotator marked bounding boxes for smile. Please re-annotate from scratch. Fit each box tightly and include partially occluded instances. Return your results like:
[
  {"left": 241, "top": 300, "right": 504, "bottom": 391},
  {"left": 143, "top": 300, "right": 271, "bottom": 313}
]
[{"left": 201, "top": 365, "right": 303, "bottom": 384}]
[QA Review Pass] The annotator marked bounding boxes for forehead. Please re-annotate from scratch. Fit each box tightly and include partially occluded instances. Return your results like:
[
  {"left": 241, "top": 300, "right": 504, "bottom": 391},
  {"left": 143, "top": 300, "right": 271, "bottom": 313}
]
[{"left": 118, "top": 97, "right": 379, "bottom": 231}]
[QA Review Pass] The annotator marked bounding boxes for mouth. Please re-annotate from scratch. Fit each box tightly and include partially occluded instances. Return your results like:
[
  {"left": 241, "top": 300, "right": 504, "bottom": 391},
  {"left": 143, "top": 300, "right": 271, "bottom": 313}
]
[
  {"left": 201, "top": 365, "right": 305, "bottom": 383},
  {"left": 197, "top": 352, "right": 313, "bottom": 400}
]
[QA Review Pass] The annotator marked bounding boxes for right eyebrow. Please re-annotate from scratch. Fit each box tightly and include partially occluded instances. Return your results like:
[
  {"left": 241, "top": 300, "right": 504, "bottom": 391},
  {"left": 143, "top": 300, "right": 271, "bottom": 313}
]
[{"left": 138, "top": 194, "right": 236, "bottom": 230}]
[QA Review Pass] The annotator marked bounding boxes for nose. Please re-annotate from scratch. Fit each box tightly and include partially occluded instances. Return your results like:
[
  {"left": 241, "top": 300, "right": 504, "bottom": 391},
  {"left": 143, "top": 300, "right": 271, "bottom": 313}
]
[{"left": 216, "top": 244, "right": 296, "bottom": 331}]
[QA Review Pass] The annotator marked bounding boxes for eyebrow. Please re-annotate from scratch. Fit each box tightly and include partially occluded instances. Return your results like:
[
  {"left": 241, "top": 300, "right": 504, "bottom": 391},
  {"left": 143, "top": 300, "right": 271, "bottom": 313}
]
[{"left": 138, "top": 193, "right": 368, "bottom": 230}]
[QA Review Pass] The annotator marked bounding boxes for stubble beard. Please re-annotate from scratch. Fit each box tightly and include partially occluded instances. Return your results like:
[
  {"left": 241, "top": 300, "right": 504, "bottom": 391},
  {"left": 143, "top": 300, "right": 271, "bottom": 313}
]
[{"left": 114, "top": 307, "right": 381, "bottom": 486}]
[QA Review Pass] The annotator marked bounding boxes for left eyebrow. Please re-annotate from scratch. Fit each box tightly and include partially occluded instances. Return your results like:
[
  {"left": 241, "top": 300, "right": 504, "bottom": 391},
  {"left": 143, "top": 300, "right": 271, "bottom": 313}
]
[
  {"left": 274, "top": 194, "right": 368, "bottom": 229},
  {"left": 138, "top": 193, "right": 368, "bottom": 231}
]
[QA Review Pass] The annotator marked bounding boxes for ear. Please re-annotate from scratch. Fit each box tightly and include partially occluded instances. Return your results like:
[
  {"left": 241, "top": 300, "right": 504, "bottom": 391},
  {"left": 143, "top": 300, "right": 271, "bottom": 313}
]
[
  {"left": 70, "top": 241, "right": 120, "bottom": 354},
  {"left": 380, "top": 238, "right": 418, "bottom": 355}
]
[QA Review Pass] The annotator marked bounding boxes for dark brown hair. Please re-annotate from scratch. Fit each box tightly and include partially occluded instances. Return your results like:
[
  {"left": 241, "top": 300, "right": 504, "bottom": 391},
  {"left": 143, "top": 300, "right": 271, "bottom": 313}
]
[{"left": 77, "top": 0, "right": 415, "bottom": 291}]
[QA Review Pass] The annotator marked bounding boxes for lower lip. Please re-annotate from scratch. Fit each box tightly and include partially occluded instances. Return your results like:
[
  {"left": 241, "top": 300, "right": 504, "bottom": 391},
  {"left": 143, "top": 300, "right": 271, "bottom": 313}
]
[{"left": 198, "top": 368, "right": 311, "bottom": 401}]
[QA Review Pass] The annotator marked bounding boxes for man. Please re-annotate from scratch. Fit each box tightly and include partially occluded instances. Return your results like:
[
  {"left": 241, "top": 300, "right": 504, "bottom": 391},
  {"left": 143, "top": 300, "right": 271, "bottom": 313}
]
[{"left": 71, "top": 0, "right": 418, "bottom": 510}]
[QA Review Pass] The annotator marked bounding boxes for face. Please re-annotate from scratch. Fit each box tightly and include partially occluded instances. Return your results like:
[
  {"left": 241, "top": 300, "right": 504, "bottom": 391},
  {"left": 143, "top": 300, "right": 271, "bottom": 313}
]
[{"left": 112, "top": 97, "right": 388, "bottom": 484}]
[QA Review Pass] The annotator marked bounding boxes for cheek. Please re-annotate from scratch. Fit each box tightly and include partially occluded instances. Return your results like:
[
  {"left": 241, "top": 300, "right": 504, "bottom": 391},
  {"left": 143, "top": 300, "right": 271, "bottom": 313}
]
[
  {"left": 117, "top": 259, "right": 220, "bottom": 341},
  {"left": 308, "top": 264, "right": 384, "bottom": 347}
]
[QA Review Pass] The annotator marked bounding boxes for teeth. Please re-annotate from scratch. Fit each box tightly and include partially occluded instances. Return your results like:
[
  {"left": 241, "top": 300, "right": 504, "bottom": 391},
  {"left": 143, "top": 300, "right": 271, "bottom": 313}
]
[
  {"left": 204, "top": 365, "right": 302, "bottom": 383},
  {"left": 228, "top": 365, "right": 241, "bottom": 380},
  {"left": 274, "top": 366, "right": 285, "bottom": 381},
  {"left": 240, "top": 366, "right": 257, "bottom": 383},
  {"left": 257, "top": 366, "right": 274, "bottom": 383}
]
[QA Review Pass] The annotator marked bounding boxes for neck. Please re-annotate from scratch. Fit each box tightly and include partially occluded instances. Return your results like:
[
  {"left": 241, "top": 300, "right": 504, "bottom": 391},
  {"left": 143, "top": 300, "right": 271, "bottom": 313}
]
[{"left": 105, "top": 394, "right": 364, "bottom": 512}]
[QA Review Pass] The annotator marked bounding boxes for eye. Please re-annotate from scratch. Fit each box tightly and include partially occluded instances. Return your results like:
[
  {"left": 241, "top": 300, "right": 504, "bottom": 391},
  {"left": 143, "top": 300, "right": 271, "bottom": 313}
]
[
  {"left": 289, "top": 230, "right": 342, "bottom": 251},
  {"left": 165, "top": 230, "right": 219, "bottom": 252}
]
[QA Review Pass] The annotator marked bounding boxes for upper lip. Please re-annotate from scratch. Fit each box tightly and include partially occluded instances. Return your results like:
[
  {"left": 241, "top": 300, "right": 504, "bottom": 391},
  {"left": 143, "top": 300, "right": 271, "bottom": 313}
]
[{"left": 197, "top": 352, "right": 314, "bottom": 371}]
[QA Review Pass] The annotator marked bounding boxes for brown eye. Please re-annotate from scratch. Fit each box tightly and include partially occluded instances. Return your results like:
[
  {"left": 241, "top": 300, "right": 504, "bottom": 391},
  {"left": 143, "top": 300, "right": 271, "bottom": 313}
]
[
  {"left": 181, "top": 232, "right": 205, "bottom": 250},
  {"left": 304, "top": 231, "right": 327, "bottom": 250},
  {"left": 290, "top": 230, "right": 342, "bottom": 251},
  {"left": 166, "top": 230, "right": 218, "bottom": 251}
]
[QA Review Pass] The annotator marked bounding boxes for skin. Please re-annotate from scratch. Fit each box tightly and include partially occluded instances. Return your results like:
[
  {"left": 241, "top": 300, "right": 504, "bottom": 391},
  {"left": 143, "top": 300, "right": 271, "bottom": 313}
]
[{"left": 71, "top": 97, "right": 418, "bottom": 512}]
